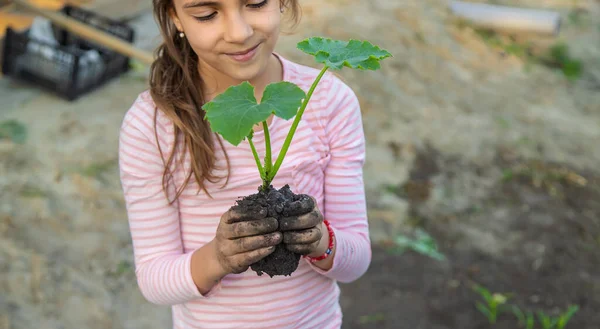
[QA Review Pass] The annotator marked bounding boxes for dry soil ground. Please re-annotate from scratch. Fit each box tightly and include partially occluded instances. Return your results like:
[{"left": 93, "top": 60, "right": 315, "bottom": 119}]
[{"left": 1, "top": 0, "right": 599, "bottom": 328}]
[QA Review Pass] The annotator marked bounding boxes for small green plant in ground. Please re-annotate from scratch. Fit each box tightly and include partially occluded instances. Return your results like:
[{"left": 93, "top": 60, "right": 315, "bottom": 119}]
[
  {"left": 0, "top": 119, "right": 27, "bottom": 144},
  {"left": 393, "top": 228, "right": 445, "bottom": 261},
  {"left": 382, "top": 183, "right": 398, "bottom": 195},
  {"left": 201, "top": 37, "right": 392, "bottom": 277},
  {"left": 359, "top": 313, "right": 385, "bottom": 324},
  {"left": 538, "top": 43, "right": 583, "bottom": 81},
  {"left": 472, "top": 285, "right": 581, "bottom": 328},
  {"left": 19, "top": 185, "right": 49, "bottom": 198},
  {"left": 467, "top": 25, "right": 584, "bottom": 81},
  {"left": 507, "top": 301, "right": 580, "bottom": 329},
  {"left": 567, "top": 4, "right": 590, "bottom": 27},
  {"left": 62, "top": 158, "right": 118, "bottom": 184},
  {"left": 473, "top": 284, "right": 512, "bottom": 324},
  {"left": 537, "top": 305, "right": 580, "bottom": 329},
  {"left": 501, "top": 160, "right": 587, "bottom": 195},
  {"left": 79, "top": 158, "right": 118, "bottom": 178},
  {"left": 473, "top": 28, "right": 532, "bottom": 59},
  {"left": 513, "top": 305, "right": 535, "bottom": 329},
  {"left": 107, "top": 260, "right": 133, "bottom": 278}
]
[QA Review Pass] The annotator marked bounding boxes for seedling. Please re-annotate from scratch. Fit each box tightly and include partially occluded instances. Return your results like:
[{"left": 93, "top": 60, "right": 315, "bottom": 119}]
[
  {"left": 359, "top": 313, "right": 385, "bottom": 324},
  {"left": 469, "top": 25, "right": 583, "bottom": 80},
  {"left": 202, "top": 37, "right": 391, "bottom": 277},
  {"left": 393, "top": 228, "right": 446, "bottom": 261},
  {"left": 512, "top": 305, "right": 535, "bottom": 329},
  {"left": 537, "top": 305, "right": 579, "bottom": 329},
  {"left": 0, "top": 119, "right": 27, "bottom": 144},
  {"left": 473, "top": 284, "right": 512, "bottom": 324},
  {"left": 539, "top": 43, "right": 583, "bottom": 81}
]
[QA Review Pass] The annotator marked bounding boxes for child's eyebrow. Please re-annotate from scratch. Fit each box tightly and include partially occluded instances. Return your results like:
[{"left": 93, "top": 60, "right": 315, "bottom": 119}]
[{"left": 183, "top": 0, "right": 220, "bottom": 9}]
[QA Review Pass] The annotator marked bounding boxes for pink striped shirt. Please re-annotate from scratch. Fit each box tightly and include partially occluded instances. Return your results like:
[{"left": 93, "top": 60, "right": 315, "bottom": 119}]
[{"left": 118, "top": 54, "right": 371, "bottom": 329}]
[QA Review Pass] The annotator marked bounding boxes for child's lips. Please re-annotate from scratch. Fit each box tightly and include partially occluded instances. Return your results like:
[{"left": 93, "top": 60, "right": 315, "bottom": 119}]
[{"left": 226, "top": 43, "right": 261, "bottom": 62}]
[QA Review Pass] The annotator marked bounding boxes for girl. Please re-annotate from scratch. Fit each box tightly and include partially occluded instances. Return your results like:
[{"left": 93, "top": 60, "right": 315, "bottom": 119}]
[{"left": 118, "top": 0, "right": 371, "bottom": 328}]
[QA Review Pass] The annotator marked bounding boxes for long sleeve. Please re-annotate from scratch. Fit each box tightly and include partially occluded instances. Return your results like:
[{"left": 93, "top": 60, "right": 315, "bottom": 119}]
[
  {"left": 118, "top": 99, "right": 219, "bottom": 306},
  {"left": 306, "top": 75, "right": 372, "bottom": 283}
]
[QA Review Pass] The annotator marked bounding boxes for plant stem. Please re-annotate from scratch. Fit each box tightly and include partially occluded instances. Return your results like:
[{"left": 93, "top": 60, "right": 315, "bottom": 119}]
[
  {"left": 248, "top": 136, "right": 266, "bottom": 183},
  {"left": 267, "top": 65, "right": 329, "bottom": 182},
  {"left": 262, "top": 121, "right": 272, "bottom": 180}
]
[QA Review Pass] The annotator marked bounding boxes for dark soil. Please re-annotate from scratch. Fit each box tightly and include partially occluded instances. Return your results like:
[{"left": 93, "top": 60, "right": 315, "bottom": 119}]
[
  {"left": 338, "top": 149, "right": 600, "bottom": 329},
  {"left": 232, "top": 184, "right": 313, "bottom": 277}
]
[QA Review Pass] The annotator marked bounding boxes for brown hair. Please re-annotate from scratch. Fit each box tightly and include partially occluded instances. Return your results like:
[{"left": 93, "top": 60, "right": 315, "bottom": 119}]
[{"left": 149, "top": 0, "right": 301, "bottom": 203}]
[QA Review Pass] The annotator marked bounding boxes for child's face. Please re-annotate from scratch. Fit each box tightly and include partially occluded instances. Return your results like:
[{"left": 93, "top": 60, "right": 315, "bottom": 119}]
[{"left": 171, "top": 0, "right": 282, "bottom": 83}]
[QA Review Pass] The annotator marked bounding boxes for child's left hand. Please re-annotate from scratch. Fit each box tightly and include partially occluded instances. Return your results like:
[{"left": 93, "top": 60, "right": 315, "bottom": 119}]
[{"left": 280, "top": 195, "right": 325, "bottom": 256}]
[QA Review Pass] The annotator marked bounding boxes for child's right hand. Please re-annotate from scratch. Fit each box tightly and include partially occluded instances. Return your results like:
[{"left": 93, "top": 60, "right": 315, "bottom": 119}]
[{"left": 213, "top": 207, "right": 282, "bottom": 275}]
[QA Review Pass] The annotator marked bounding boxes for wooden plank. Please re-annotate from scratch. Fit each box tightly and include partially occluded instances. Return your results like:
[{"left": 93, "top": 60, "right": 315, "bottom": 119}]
[
  {"left": 1, "top": 0, "right": 150, "bottom": 21},
  {"left": 0, "top": 0, "right": 92, "bottom": 40},
  {"left": 11, "top": 0, "right": 154, "bottom": 63},
  {"left": 0, "top": 12, "right": 34, "bottom": 38},
  {"left": 0, "top": 0, "right": 151, "bottom": 80},
  {"left": 83, "top": 0, "right": 152, "bottom": 20},
  {"left": 0, "top": 0, "right": 150, "bottom": 50}
]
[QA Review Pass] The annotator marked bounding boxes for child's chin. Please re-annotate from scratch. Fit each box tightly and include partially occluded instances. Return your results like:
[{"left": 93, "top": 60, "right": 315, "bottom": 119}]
[{"left": 227, "top": 61, "right": 269, "bottom": 82}]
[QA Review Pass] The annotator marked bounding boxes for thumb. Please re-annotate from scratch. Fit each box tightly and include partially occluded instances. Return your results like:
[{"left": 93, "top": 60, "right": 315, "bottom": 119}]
[{"left": 283, "top": 194, "right": 315, "bottom": 217}]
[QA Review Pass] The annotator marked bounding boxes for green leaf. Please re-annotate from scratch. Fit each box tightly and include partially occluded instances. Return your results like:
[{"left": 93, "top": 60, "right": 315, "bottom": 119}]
[
  {"left": 476, "top": 302, "right": 491, "bottom": 318},
  {"left": 538, "top": 311, "right": 557, "bottom": 329},
  {"left": 260, "top": 82, "right": 306, "bottom": 120},
  {"left": 473, "top": 284, "right": 493, "bottom": 302},
  {"left": 557, "top": 305, "right": 579, "bottom": 329},
  {"left": 393, "top": 229, "right": 446, "bottom": 261},
  {"left": 297, "top": 37, "right": 392, "bottom": 70},
  {"left": 526, "top": 313, "right": 535, "bottom": 329},
  {"left": 512, "top": 305, "right": 526, "bottom": 324},
  {"left": 202, "top": 81, "right": 305, "bottom": 146},
  {"left": 203, "top": 82, "right": 264, "bottom": 146}
]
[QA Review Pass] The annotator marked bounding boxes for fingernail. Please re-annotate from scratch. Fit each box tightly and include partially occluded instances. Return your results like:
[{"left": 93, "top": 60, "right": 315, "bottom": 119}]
[{"left": 271, "top": 232, "right": 281, "bottom": 242}]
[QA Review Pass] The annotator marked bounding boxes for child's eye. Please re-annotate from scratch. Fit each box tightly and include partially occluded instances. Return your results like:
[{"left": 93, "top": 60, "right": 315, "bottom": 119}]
[
  {"left": 247, "top": 0, "right": 268, "bottom": 9},
  {"left": 194, "top": 12, "right": 217, "bottom": 22},
  {"left": 193, "top": 0, "right": 268, "bottom": 22}
]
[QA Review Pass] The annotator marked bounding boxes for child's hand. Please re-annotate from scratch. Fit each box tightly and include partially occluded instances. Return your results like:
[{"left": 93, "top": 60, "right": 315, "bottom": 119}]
[
  {"left": 280, "top": 195, "right": 325, "bottom": 256},
  {"left": 214, "top": 208, "right": 282, "bottom": 274}
]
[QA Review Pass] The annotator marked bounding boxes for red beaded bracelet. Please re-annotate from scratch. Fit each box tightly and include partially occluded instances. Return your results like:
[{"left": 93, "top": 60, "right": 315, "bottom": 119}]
[{"left": 304, "top": 220, "right": 335, "bottom": 263}]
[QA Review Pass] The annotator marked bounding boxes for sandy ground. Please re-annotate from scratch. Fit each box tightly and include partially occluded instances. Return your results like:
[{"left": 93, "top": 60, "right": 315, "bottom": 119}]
[{"left": 1, "top": 0, "right": 599, "bottom": 328}]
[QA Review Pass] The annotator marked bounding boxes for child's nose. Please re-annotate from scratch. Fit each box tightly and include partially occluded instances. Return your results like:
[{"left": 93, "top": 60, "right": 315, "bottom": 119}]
[{"left": 224, "top": 13, "right": 254, "bottom": 44}]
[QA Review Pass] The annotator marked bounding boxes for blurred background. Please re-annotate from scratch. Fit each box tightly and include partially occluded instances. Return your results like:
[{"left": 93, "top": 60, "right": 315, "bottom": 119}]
[{"left": 1, "top": 0, "right": 599, "bottom": 328}]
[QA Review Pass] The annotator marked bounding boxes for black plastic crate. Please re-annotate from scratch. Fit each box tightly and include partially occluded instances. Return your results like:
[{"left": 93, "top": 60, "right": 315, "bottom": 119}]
[{"left": 1, "top": 5, "right": 135, "bottom": 101}]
